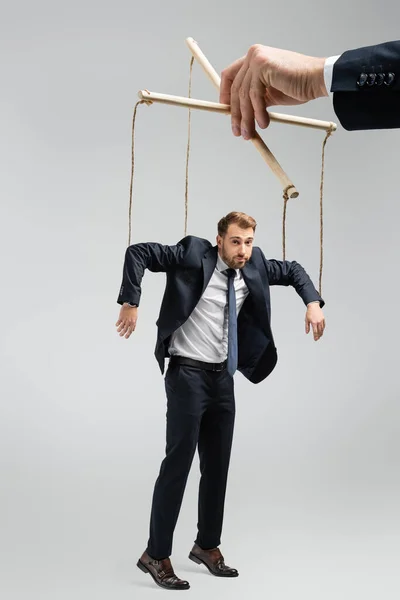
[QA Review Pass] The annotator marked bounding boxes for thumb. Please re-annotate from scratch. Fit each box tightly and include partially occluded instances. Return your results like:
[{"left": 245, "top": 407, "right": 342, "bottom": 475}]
[{"left": 305, "top": 319, "right": 310, "bottom": 334}]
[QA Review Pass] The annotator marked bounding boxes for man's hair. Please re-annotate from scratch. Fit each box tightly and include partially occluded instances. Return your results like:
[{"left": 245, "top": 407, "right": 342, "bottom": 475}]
[{"left": 217, "top": 211, "right": 257, "bottom": 236}]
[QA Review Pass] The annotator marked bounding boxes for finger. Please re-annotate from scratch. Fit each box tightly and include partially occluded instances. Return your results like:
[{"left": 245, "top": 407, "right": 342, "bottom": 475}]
[
  {"left": 250, "top": 74, "right": 269, "bottom": 129},
  {"left": 121, "top": 325, "right": 132, "bottom": 338},
  {"left": 312, "top": 322, "right": 319, "bottom": 340},
  {"left": 239, "top": 68, "right": 256, "bottom": 139},
  {"left": 305, "top": 319, "right": 309, "bottom": 334},
  {"left": 118, "top": 322, "right": 132, "bottom": 336},
  {"left": 127, "top": 320, "right": 137, "bottom": 334},
  {"left": 125, "top": 322, "right": 136, "bottom": 338},
  {"left": 220, "top": 57, "right": 245, "bottom": 105},
  {"left": 230, "top": 61, "right": 249, "bottom": 136}
]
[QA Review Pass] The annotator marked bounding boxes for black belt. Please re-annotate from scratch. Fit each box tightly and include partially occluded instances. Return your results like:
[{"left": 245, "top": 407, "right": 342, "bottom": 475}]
[{"left": 169, "top": 355, "right": 227, "bottom": 372}]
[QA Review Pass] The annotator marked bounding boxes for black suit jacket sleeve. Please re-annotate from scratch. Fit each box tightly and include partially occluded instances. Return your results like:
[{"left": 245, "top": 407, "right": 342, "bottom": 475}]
[
  {"left": 262, "top": 255, "right": 325, "bottom": 308},
  {"left": 331, "top": 40, "right": 400, "bottom": 130},
  {"left": 117, "top": 240, "right": 186, "bottom": 307}
]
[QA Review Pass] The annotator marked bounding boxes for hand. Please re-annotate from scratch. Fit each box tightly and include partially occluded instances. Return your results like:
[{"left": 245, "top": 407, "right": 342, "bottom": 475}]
[
  {"left": 219, "top": 44, "right": 328, "bottom": 139},
  {"left": 116, "top": 304, "right": 138, "bottom": 339},
  {"left": 305, "top": 303, "right": 325, "bottom": 341}
]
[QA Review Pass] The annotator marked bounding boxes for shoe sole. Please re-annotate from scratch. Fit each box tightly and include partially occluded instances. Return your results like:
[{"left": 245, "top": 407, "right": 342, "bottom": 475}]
[
  {"left": 137, "top": 559, "right": 190, "bottom": 590},
  {"left": 188, "top": 552, "right": 239, "bottom": 577}
]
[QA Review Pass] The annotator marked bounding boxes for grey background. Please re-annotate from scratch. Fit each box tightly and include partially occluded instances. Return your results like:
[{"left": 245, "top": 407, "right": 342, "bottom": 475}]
[{"left": 1, "top": 1, "right": 399, "bottom": 598}]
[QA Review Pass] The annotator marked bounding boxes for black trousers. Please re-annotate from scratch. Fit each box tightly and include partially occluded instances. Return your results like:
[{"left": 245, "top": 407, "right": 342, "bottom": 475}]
[{"left": 146, "top": 361, "right": 236, "bottom": 559}]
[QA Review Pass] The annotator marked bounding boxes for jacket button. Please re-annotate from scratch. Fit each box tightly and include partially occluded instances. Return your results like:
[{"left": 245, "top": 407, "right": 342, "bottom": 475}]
[
  {"left": 367, "top": 73, "right": 376, "bottom": 86},
  {"left": 375, "top": 73, "right": 385, "bottom": 86},
  {"left": 385, "top": 72, "right": 395, "bottom": 86},
  {"left": 357, "top": 72, "right": 368, "bottom": 86}
]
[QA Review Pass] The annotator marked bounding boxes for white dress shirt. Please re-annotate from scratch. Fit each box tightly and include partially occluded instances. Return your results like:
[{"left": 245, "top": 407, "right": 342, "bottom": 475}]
[
  {"left": 324, "top": 55, "right": 340, "bottom": 95},
  {"left": 168, "top": 254, "right": 249, "bottom": 363}
]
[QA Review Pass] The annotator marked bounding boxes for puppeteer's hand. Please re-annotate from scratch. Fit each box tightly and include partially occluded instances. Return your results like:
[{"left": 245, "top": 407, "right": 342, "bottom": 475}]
[
  {"left": 305, "top": 303, "right": 325, "bottom": 341},
  {"left": 219, "top": 44, "right": 327, "bottom": 139},
  {"left": 116, "top": 304, "right": 138, "bottom": 339}
]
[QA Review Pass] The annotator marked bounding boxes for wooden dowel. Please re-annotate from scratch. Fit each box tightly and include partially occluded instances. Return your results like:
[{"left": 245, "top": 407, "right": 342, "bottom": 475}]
[
  {"left": 138, "top": 89, "right": 336, "bottom": 132},
  {"left": 185, "top": 38, "right": 222, "bottom": 90},
  {"left": 138, "top": 90, "right": 228, "bottom": 113},
  {"left": 184, "top": 37, "right": 304, "bottom": 197}
]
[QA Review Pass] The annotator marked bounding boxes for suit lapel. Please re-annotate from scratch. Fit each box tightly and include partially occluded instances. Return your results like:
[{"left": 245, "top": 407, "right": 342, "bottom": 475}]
[
  {"left": 242, "top": 261, "right": 270, "bottom": 328},
  {"left": 201, "top": 245, "right": 218, "bottom": 295}
]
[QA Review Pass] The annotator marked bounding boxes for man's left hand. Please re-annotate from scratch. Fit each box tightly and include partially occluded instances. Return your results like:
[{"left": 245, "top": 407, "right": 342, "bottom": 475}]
[{"left": 305, "top": 302, "right": 325, "bottom": 341}]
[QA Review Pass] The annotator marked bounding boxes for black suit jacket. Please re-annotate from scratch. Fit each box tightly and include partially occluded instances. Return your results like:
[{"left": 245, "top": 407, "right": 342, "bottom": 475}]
[
  {"left": 332, "top": 40, "right": 400, "bottom": 130},
  {"left": 117, "top": 236, "right": 324, "bottom": 384}
]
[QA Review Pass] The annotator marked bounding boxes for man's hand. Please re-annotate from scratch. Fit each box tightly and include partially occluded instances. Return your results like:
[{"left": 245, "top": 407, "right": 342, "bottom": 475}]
[
  {"left": 305, "top": 302, "right": 325, "bottom": 341},
  {"left": 219, "top": 44, "right": 328, "bottom": 140},
  {"left": 116, "top": 304, "right": 138, "bottom": 339}
]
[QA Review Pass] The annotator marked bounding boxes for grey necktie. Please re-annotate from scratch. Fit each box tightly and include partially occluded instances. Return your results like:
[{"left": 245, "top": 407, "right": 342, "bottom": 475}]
[{"left": 224, "top": 268, "right": 237, "bottom": 377}]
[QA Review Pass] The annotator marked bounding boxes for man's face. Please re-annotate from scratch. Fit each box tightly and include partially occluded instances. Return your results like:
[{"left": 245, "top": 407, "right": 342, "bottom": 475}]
[{"left": 217, "top": 224, "right": 254, "bottom": 269}]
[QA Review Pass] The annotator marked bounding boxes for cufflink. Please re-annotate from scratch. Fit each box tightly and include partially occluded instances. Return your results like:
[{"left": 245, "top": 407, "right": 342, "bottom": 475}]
[
  {"left": 357, "top": 72, "right": 368, "bottom": 87},
  {"left": 384, "top": 72, "right": 395, "bottom": 86}
]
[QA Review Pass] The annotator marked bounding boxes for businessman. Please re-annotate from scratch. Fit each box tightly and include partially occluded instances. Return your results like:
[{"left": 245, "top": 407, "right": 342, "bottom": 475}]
[
  {"left": 219, "top": 40, "right": 400, "bottom": 135},
  {"left": 116, "top": 211, "right": 326, "bottom": 590}
]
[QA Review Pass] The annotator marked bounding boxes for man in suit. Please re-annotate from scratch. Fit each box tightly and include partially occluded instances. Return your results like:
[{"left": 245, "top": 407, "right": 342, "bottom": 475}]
[
  {"left": 116, "top": 211, "right": 326, "bottom": 591},
  {"left": 219, "top": 40, "right": 400, "bottom": 135}
]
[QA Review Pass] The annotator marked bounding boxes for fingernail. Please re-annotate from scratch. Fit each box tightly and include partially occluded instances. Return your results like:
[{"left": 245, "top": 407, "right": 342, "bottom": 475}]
[
  {"left": 241, "top": 129, "right": 249, "bottom": 140},
  {"left": 232, "top": 125, "right": 240, "bottom": 136}
]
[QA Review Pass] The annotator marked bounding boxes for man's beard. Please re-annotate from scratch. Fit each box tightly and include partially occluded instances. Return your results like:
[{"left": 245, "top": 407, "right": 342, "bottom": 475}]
[{"left": 221, "top": 249, "right": 247, "bottom": 269}]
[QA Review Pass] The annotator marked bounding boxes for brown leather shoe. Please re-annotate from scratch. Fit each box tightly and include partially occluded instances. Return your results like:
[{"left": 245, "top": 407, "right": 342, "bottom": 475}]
[
  {"left": 137, "top": 551, "right": 190, "bottom": 590},
  {"left": 188, "top": 543, "right": 238, "bottom": 577}
]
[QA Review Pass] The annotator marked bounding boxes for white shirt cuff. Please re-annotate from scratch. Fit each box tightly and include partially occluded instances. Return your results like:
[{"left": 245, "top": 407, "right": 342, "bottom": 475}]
[{"left": 324, "top": 55, "right": 340, "bottom": 95}]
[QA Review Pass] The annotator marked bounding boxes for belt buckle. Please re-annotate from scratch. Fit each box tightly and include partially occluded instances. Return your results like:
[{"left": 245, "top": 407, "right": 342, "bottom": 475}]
[{"left": 213, "top": 362, "right": 223, "bottom": 372}]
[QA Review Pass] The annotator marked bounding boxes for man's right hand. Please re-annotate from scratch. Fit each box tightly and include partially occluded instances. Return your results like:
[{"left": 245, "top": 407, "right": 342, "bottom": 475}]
[
  {"left": 219, "top": 44, "right": 328, "bottom": 139},
  {"left": 116, "top": 304, "right": 138, "bottom": 339}
]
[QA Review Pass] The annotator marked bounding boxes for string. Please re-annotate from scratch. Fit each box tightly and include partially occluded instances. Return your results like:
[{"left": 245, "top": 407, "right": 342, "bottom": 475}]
[
  {"left": 282, "top": 125, "right": 334, "bottom": 296},
  {"left": 128, "top": 58, "right": 194, "bottom": 245},
  {"left": 282, "top": 187, "right": 290, "bottom": 262},
  {"left": 128, "top": 98, "right": 151, "bottom": 246},
  {"left": 184, "top": 57, "right": 194, "bottom": 236},
  {"left": 318, "top": 124, "right": 334, "bottom": 296}
]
